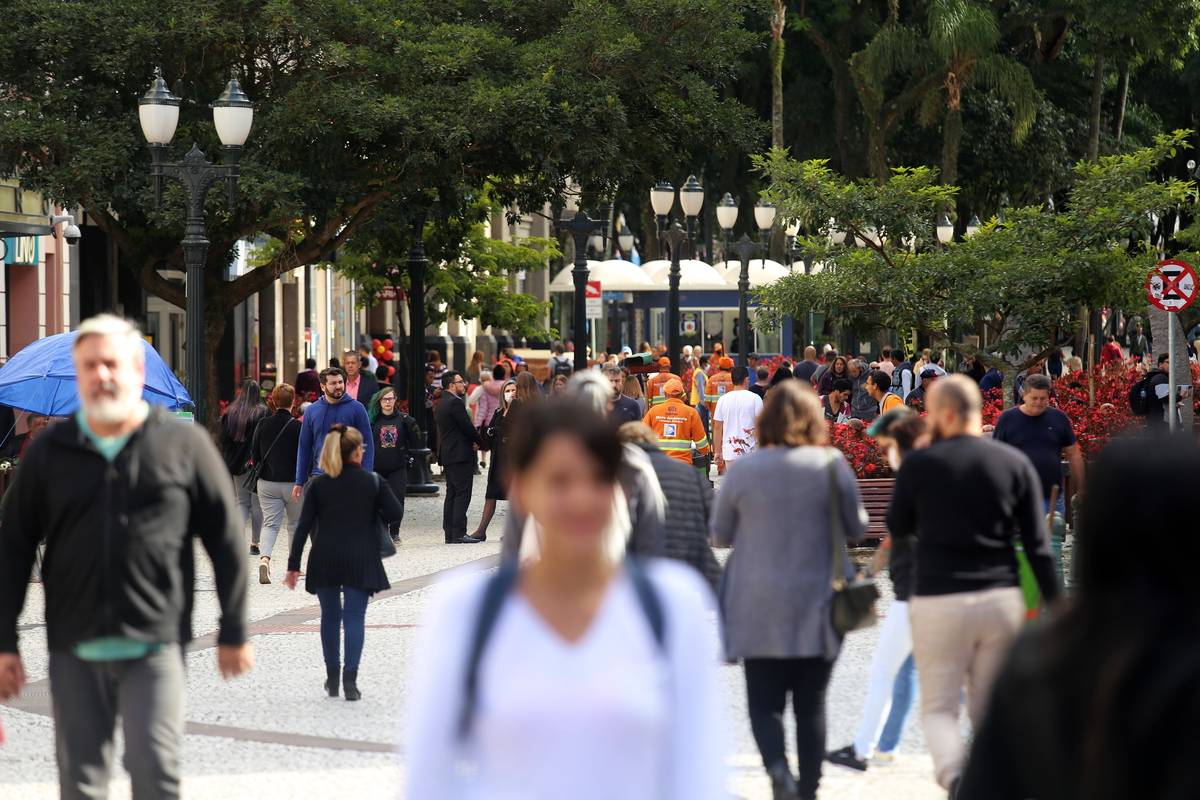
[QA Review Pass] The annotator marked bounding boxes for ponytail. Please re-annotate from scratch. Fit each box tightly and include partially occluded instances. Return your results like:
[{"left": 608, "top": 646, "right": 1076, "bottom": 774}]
[{"left": 318, "top": 423, "right": 364, "bottom": 478}]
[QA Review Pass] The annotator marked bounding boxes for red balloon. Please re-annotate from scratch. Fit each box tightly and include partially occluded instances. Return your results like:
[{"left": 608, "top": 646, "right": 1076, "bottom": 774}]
[
  {"left": 383, "top": 338, "right": 394, "bottom": 349},
  {"left": 383, "top": 350, "right": 394, "bottom": 362},
  {"left": 387, "top": 365, "right": 396, "bottom": 377},
  {"left": 372, "top": 338, "right": 382, "bottom": 348}
]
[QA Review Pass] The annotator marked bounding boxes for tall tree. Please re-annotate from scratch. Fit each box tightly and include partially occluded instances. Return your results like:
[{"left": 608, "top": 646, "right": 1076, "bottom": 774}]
[{"left": 0, "top": 0, "right": 758, "bottom": 425}]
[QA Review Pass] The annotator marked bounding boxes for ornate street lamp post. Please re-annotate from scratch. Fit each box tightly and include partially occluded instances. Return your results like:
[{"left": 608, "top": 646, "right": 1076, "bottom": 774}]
[
  {"left": 556, "top": 210, "right": 606, "bottom": 372},
  {"left": 732, "top": 234, "right": 757, "bottom": 368},
  {"left": 139, "top": 68, "right": 254, "bottom": 424}
]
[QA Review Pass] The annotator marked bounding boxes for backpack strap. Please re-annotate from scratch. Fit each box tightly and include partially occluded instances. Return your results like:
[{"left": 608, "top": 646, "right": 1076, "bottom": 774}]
[
  {"left": 624, "top": 558, "right": 666, "bottom": 650},
  {"left": 458, "top": 561, "right": 521, "bottom": 741},
  {"left": 456, "top": 558, "right": 667, "bottom": 742}
]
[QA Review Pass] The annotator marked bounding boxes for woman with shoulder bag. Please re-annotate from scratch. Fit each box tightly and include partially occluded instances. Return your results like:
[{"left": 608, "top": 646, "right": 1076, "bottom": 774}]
[
  {"left": 284, "top": 424, "right": 403, "bottom": 701},
  {"left": 473, "top": 365, "right": 505, "bottom": 470},
  {"left": 252, "top": 383, "right": 303, "bottom": 584},
  {"left": 711, "top": 380, "right": 868, "bottom": 800},
  {"left": 219, "top": 378, "right": 267, "bottom": 554},
  {"left": 470, "top": 379, "right": 516, "bottom": 542}
]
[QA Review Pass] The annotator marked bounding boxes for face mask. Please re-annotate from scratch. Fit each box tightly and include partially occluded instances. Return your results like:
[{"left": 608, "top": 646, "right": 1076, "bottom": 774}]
[
  {"left": 504, "top": 391, "right": 516, "bottom": 402},
  {"left": 887, "top": 446, "right": 902, "bottom": 472}
]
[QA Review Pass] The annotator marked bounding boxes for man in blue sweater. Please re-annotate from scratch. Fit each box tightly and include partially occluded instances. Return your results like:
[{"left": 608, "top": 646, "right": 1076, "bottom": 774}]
[{"left": 292, "top": 367, "right": 374, "bottom": 499}]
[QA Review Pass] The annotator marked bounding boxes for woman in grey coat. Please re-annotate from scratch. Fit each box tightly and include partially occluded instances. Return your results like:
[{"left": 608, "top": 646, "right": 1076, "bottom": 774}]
[{"left": 711, "top": 380, "right": 867, "bottom": 800}]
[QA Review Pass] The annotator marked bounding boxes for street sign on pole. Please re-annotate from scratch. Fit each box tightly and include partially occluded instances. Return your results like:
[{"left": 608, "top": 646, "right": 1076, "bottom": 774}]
[
  {"left": 585, "top": 280, "right": 602, "bottom": 320},
  {"left": 1147, "top": 259, "right": 1198, "bottom": 312},
  {"left": 1147, "top": 259, "right": 1197, "bottom": 432}
]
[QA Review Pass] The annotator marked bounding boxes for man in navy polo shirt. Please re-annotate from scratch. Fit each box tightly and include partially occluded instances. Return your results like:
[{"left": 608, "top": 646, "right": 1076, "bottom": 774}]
[{"left": 992, "top": 373, "right": 1084, "bottom": 514}]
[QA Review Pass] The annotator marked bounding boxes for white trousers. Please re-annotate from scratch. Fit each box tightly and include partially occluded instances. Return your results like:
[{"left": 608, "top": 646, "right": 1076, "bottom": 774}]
[{"left": 851, "top": 600, "right": 912, "bottom": 758}]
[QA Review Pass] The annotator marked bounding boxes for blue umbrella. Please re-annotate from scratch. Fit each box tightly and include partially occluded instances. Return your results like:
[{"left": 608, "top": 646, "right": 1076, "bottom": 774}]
[{"left": 0, "top": 331, "right": 192, "bottom": 416}]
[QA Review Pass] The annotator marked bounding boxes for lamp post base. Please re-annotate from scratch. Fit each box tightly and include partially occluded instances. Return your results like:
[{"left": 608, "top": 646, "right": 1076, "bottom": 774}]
[{"left": 406, "top": 447, "right": 439, "bottom": 495}]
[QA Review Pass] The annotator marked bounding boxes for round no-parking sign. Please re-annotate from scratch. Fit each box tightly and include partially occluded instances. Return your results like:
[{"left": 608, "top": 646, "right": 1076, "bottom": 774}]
[{"left": 1146, "top": 259, "right": 1198, "bottom": 313}]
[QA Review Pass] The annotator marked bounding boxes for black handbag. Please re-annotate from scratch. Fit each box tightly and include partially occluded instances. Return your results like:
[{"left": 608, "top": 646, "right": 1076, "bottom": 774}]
[
  {"left": 372, "top": 472, "right": 397, "bottom": 559},
  {"left": 826, "top": 451, "right": 878, "bottom": 636},
  {"left": 241, "top": 419, "right": 295, "bottom": 494}
]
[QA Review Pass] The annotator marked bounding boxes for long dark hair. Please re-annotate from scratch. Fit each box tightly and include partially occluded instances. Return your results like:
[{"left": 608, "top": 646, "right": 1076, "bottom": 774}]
[
  {"left": 224, "top": 379, "right": 266, "bottom": 441},
  {"left": 1042, "top": 435, "right": 1200, "bottom": 799}
]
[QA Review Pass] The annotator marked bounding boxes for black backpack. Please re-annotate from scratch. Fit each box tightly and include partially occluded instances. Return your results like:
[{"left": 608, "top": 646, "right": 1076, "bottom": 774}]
[
  {"left": 551, "top": 357, "right": 574, "bottom": 377},
  {"left": 457, "top": 558, "right": 665, "bottom": 741},
  {"left": 1129, "top": 371, "right": 1162, "bottom": 416}
]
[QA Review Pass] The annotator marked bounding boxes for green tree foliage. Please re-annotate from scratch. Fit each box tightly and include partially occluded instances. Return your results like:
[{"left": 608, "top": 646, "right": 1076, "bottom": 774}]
[
  {"left": 753, "top": 133, "right": 1194, "bottom": 374},
  {"left": 0, "top": 0, "right": 758, "bottom": 422}
]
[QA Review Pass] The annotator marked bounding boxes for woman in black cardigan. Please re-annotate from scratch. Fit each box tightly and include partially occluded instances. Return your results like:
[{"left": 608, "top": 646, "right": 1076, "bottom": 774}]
[{"left": 284, "top": 424, "right": 403, "bottom": 701}]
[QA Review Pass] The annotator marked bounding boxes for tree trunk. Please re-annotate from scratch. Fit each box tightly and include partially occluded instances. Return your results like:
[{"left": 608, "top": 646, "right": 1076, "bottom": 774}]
[
  {"left": 867, "top": 125, "right": 889, "bottom": 185},
  {"left": 770, "top": 0, "right": 786, "bottom": 150},
  {"left": 831, "top": 67, "right": 863, "bottom": 176},
  {"left": 1086, "top": 53, "right": 1105, "bottom": 161},
  {"left": 202, "top": 303, "right": 230, "bottom": 434},
  {"left": 941, "top": 106, "right": 963, "bottom": 186},
  {"left": 1113, "top": 59, "right": 1131, "bottom": 146}
]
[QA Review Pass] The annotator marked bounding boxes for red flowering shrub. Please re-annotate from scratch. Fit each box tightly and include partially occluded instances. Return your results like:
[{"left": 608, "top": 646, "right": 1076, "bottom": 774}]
[
  {"left": 1052, "top": 365, "right": 1142, "bottom": 458},
  {"left": 828, "top": 421, "right": 891, "bottom": 479},
  {"left": 982, "top": 389, "right": 1004, "bottom": 427}
]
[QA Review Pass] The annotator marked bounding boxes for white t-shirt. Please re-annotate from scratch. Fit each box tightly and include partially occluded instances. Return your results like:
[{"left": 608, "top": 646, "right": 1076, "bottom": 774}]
[
  {"left": 713, "top": 388, "right": 763, "bottom": 461},
  {"left": 404, "top": 560, "right": 728, "bottom": 800}
]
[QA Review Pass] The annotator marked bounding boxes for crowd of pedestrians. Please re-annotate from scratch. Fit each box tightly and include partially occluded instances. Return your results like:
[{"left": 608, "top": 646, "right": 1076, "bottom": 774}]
[{"left": 5, "top": 323, "right": 1200, "bottom": 800}]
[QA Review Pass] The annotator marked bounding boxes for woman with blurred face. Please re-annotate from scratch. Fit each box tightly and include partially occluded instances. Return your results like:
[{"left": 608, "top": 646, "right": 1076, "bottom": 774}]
[
  {"left": 470, "top": 380, "right": 517, "bottom": 542},
  {"left": 404, "top": 401, "right": 727, "bottom": 800}
]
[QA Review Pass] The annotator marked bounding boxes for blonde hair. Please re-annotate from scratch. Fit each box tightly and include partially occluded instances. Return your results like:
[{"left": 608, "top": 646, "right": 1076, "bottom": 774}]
[
  {"left": 756, "top": 380, "right": 827, "bottom": 447},
  {"left": 623, "top": 375, "right": 644, "bottom": 399},
  {"left": 318, "top": 423, "right": 364, "bottom": 478}
]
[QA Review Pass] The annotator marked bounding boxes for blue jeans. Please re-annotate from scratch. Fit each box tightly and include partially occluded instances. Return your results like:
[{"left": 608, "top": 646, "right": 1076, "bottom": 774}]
[
  {"left": 877, "top": 654, "right": 917, "bottom": 753},
  {"left": 316, "top": 586, "right": 370, "bottom": 670}
]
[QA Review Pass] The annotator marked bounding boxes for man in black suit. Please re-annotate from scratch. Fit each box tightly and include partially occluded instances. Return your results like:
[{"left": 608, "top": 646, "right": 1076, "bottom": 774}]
[
  {"left": 434, "top": 371, "right": 482, "bottom": 544},
  {"left": 341, "top": 348, "right": 380, "bottom": 406}
]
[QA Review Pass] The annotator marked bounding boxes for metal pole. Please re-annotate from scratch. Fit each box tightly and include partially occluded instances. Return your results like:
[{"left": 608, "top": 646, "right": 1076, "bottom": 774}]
[
  {"left": 556, "top": 210, "right": 604, "bottom": 373},
  {"left": 733, "top": 235, "right": 757, "bottom": 369},
  {"left": 1169, "top": 313, "right": 1177, "bottom": 432},
  {"left": 663, "top": 222, "right": 688, "bottom": 375},
  {"left": 405, "top": 214, "right": 437, "bottom": 495}
]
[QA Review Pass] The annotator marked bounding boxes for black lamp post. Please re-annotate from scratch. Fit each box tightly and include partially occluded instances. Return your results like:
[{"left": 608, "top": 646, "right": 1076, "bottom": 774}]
[
  {"left": 139, "top": 68, "right": 254, "bottom": 424},
  {"left": 402, "top": 213, "right": 437, "bottom": 493},
  {"left": 556, "top": 209, "right": 606, "bottom": 372},
  {"left": 732, "top": 234, "right": 757, "bottom": 368},
  {"left": 661, "top": 222, "right": 689, "bottom": 375}
]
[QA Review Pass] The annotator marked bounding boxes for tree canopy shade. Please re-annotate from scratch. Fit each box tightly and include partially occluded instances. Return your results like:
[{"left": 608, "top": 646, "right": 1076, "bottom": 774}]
[
  {"left": 0, "top": 0, "right": 759, "bottom": 422},
  {"left": 753, "top": 132, "right": 1195, "bottom": 373}
]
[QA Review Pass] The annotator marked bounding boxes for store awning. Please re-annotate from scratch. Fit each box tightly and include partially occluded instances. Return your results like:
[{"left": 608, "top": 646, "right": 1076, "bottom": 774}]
[
  {"left": 549, "top": 259, "right": 657, "bottom": 293},
  {"left": 713, "top": 259, "right": 790, "bottom": 288},
  {"left": 641, "top": 259, "right": 729, "bottom": 290}
]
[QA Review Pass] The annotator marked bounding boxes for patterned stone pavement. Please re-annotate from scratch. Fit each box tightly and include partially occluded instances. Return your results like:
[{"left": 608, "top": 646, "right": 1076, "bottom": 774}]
[{"left": 1, "top": 476, "right": 947, "bottom": 800}]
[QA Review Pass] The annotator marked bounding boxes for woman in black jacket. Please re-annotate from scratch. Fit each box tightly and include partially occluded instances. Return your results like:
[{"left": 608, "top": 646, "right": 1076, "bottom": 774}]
[
  {"left": 219, "top": 379, "right": 267, "bottom": 554},
  {"left": 368, "top": 387, "right": 420, "bottom": 542},
  {"left": 252, "top": 383, "right": 302, "bottom": 584},
  {"left": 284, "top": 424, "right": 403, "bottom": 701},
  {"left": 470, "top": 379, "right": 516, "bottom": 541}
]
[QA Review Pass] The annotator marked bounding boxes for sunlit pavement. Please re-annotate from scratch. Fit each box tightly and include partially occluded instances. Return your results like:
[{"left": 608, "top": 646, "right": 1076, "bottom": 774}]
[{"left": 1, "top": 475, "right": 944, "bottom": 799}]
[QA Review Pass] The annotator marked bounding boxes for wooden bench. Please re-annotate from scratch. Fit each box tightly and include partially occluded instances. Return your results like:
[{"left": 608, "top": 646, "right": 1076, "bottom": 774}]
[{"left": 857, "top": 477, "right": 895, "bottom": 543}]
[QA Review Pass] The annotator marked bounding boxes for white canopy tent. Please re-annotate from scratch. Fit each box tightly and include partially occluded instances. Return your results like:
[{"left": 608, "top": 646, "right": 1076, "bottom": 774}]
[
  {"left": 712, "top": 259, "right": 790, "bottom": 288},
  {"left": 548, "top": 259, "right": 656, "bottom": 292},
  {"left": 640, "top": 259, "right": 729, "bottom": 290}
]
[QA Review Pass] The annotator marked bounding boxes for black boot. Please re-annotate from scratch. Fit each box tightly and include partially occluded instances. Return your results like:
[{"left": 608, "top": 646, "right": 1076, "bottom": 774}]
[
  {"left": 343, "top": 668, "right": 361, "bottom": 701},
  {"left": 324, "top": 665, "right": 339, "bottom": 698},
  {"left": 768, "top": 762, "right": 799, "bottom": 800}
]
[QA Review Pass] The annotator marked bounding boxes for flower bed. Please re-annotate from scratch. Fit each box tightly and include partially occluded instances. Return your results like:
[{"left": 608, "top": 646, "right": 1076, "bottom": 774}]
[{"left": 826, "top": 361, "right": 1193, "bottom": 474}]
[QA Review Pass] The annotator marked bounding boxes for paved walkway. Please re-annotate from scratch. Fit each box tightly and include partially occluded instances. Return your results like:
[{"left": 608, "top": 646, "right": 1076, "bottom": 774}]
[{"left": 1, "top": 475, "right": 946, "bottom": 799}]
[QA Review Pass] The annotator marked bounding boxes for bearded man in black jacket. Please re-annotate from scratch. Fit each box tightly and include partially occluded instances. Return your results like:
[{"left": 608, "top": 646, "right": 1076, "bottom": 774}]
[{"left": 0, "top": 315, "right": 252, "bottom": 800}]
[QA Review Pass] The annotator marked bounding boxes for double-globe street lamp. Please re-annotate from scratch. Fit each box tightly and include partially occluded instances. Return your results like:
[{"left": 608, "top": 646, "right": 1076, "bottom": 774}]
[
  {"left": 138, "top": 68, "right": 254, "bottom": 423},
  {"left": 717, "top": 197, "right": 776, "bottom": 367},
  {"left": 650, "top": 177, "right": 704, "bottom": 374}
]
